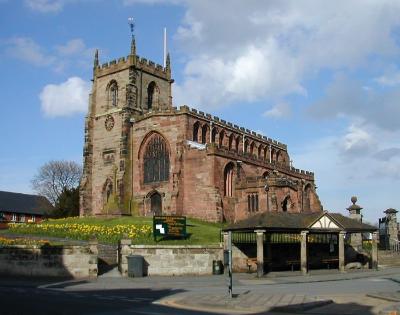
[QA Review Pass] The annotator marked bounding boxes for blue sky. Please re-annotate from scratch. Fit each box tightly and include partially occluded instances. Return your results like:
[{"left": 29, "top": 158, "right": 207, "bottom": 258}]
[{"left": 1, "top": 0, "right": 400, "bottom": 224}]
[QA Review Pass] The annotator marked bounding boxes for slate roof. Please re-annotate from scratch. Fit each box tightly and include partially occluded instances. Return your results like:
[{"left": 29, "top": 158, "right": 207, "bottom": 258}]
[
  {"left": 0, "top": 191, "right": 53, "bottom": 215},
  {"left": 224, "top": 211, "right": 377, "bottom": 232}
]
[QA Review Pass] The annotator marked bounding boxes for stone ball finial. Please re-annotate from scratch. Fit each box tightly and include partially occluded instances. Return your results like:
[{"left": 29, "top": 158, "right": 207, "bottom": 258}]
[{"left": 351, "top": 196, "right": 357, "bottom": 204}]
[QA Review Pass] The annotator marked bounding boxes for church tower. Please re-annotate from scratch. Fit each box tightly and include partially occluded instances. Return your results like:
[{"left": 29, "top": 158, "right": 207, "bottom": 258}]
[{"left": 80, "top": 35, "right": 173, "bottom": 216}]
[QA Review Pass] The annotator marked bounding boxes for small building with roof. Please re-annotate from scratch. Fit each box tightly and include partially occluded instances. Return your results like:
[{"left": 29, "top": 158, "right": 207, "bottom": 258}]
[
  {"left": 0, "top": 191, "right": 53, "bottom": 224},
  {"left": 222, "top": 208, "right": 378, "bottom": 277}
]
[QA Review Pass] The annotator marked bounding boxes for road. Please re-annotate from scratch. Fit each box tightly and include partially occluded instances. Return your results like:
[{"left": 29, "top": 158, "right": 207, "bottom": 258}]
[{"left": 0, "top": 270, "right": 398, "bottom": 315}]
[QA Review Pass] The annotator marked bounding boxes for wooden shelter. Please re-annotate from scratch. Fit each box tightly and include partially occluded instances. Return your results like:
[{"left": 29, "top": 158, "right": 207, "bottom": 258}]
[{"left": 222, "top": 211, "right": 378, "bottom": 277}]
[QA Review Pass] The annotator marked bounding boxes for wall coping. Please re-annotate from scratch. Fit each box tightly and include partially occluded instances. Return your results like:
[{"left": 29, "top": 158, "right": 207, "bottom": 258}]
[
  {"left": 0, "top": 244, "right": 88, "bottom": 250},
  {"left": 130, "top": 244, "right": 223, "bottom": 249}
]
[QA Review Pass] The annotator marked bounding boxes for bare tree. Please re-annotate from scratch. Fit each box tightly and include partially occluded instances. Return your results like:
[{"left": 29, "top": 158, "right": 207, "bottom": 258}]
[{"left": 31, "top": 160, "right": 82, "bottom": 205}]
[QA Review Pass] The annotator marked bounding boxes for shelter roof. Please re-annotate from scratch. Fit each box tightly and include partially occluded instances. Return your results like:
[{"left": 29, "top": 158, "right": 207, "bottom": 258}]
[
  {"left": 224, "top": 211, "right": 377, "bottom": 233},
  {"left": 0, "top": 191, "right": 53, "bottom": 215}
]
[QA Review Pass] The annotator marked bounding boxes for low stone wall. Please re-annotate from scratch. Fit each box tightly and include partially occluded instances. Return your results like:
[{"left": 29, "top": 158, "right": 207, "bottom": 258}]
[
  {"left": 0, "top": 241, "right": 98, "bottom": 278},
  {"left": 119, "top": 240, "right": 222, "bottom": 276},
  {"left": 232, "top": 244, "right": 253, "bottom": 272}
]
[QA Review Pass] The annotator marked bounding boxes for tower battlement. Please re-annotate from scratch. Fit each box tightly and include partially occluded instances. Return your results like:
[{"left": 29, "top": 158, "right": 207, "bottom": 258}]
[{"left": 94, "top": 52, "right": 170, "bottom": 80}]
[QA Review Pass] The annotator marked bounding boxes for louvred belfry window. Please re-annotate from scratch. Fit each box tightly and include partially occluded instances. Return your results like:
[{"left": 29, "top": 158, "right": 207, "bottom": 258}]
[{"left": 144, "top": 135, "right": 169, "bottom": 183}]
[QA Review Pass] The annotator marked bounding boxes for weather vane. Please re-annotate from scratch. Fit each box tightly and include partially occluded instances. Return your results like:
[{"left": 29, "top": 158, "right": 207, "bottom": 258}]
[{"left": 128, "top": 17, "right": 135, "bottom": 38}]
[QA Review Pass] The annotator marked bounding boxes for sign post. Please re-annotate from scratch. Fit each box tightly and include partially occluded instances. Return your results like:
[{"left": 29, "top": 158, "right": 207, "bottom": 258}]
[
  {"left": 153, "top": 215, "right": 187, "bottom": 241},
  {"left": 227, "top": 231, "right": 233, "bottom": 298}
]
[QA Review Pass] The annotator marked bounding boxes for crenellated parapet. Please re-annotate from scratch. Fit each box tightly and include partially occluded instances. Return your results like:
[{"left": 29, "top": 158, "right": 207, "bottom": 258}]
[
  {"left": 136, "top": 105, "right": 287, "bottom": 150},
  {"left": 206, "top": 143, "right": 314, "bottom": 180},
  {"left": 182, "top": 106, "right": 287, "bottom": 150},
  {"left": 94, "top": 53, "right": 171, "bottom": 80}
]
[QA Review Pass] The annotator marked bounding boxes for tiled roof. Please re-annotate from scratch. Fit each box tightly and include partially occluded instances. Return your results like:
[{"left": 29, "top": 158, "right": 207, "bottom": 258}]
[
  {"left": 0, "top": 191, "right": 53, "bottom": 215},
  {"left": 224, "top": 211, "right": 377, "bottom": 232}
]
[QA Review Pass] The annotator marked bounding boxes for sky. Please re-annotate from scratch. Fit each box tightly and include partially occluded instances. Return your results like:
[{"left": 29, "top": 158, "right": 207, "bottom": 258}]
[{"left": 1, "top": 0, "right": 400, "bottom": 224}]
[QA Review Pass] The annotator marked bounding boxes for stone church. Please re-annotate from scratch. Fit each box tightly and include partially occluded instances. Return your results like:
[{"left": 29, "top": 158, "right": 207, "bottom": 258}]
[{"left": 79, "top": 38, "right": 323, "bottom": 222}]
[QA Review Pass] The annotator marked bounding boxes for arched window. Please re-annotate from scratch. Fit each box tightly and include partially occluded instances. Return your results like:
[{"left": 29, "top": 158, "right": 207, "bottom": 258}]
[
  {"left": 201, "top": 124, "right": 208, "bottom": 144},
  {"left": 108, "top": 81, "right": 118, "bottom": 107},
  {"left": 228, "top": 134, "right": 234, "bottom": 151},
  {"left": 271, "top": 148, "right": 276, "bottom": 162},
  {"left": 235, "top": 136, "right": 240, "bottom": 152},
  {"left": 147, "top": 81, "right": 158, "bottom": 109},
  {"left": 219, "top": 130, "right": 225, "bottom": 148},
  {"left": 143, "top": 135, "right": 169, "bottom": 183},
  {"left": 264, "top": 147, "right": 268, "bottom": 161},
  {"left": 211, "top": 127, "right": 217, "bottom": 143},
  {"left": 224, "top": 163, "right": 234, "bottom": 197},
  {"left": 282, "top": 195, "right": 292, "bottom": 212},
  {"left": 193, "top": 121, "right": 200, "bottom": 142},
  {"left": 249, "top": 142, "right": 255, "bottom": 156},
  {"left": 247, "top": 193, "right": 259, "bottom": 212},
  {"left": 103, "top": 178, "right": 113, "bottom": 204},
  {"left": 258, "top": 145, "right": 263, "bottom": 159},
  {"left": 244, "top": 139, "right": 249, "bottom": 154}
]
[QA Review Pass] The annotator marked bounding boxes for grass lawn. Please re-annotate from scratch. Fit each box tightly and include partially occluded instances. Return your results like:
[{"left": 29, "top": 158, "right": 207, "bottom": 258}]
[{"left": 2, "top": 216, "right": 226, "bottom": 245}]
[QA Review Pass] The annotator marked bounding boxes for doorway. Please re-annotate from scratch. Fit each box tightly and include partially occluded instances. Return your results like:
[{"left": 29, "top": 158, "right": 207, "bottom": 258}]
[{"left": 150, "top": 192, "right": 162, "bottom": 215}]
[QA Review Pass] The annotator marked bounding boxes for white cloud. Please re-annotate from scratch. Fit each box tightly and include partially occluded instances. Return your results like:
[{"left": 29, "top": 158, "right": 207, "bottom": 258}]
[
  {"left": 3, "top": 36, "right": 94, "bottom": 73},
  {"left": 39, "top": 77, "right": 90, "bottom": 117},
  {"left": 123, "top": 0, "right": 182, "bottom": 5},
  {"left": 374, "top": 148, "right": 400, "bottom": 161},
  {"left": 4, "top": 37, "right": 55, "bottom": 66},
  {"left": 292, "top": 128, "right": 400, "bottom": 223},
  {"left": 24, "top": 0, "right": 66, "bottom": 13},
  {"left": 308, "top": 74, "right": 400, "bottom": 132},
  {"left": 340, "top": 124, "right": 374, "bottom": 155},
  {"left": 263, "top": 102, "right": 291, "bottom": 119},
  {"left": 55, "top": 38, "right": 86, "bottom": 56},
  {"left": 172, "top": 1, "right": 400, "bottom": 109},
  {"left": 375, "top": 70, "right": 400, "bottom": 86}
]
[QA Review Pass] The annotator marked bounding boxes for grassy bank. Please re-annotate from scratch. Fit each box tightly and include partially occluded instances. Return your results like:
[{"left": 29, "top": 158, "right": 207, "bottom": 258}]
[{"left": 3, "top": 216, "right": 225, "bottom": 245}]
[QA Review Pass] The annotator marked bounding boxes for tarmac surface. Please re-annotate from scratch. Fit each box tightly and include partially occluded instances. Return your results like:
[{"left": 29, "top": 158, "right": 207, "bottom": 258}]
[{"left": 1, "top": 267, "right": 399, "bottom": 314}]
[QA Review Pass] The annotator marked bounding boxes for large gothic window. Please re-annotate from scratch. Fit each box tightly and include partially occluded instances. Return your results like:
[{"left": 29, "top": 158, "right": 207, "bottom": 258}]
[{"left": 143, "top": 135, "right": 169, "bottom": 183}]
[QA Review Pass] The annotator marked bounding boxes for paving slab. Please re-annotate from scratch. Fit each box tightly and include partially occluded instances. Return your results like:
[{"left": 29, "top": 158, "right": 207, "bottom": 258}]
[
  {"left": 157, "top": 291, "right": 333, "bottom": 314},
  {"left": 367, "top": 291, "right": 400, "bottom": 303}
]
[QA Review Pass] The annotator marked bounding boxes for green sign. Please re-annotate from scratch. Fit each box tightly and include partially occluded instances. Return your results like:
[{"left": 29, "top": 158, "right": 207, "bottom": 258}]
[{"left": 153, "top": 215, "right": 187, "bottom": 241}]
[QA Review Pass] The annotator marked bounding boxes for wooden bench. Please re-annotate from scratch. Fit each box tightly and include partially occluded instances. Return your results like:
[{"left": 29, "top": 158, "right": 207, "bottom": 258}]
[
  {"left": 246, "top": 258, "right": 257, "bottom": 273},
  {"left": 286, "top": 259, "right": 300, "bottom": 272},
  {"left": 321, "top": 258, "right": 339, "bottom": 269}
]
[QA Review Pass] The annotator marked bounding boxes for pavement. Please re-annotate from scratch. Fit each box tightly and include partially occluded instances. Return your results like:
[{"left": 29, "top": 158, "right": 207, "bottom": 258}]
[{"left": 154, "top": 268, "right": 400, "bottom": 314}]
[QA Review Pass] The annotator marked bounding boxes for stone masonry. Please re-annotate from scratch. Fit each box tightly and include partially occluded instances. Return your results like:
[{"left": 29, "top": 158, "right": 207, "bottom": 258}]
[
  {"left": 0, "top": 240, "right": 98, "bottom": 278},
  {"left": 118, "top": 239, "right": 222, "bottom": 276},
  {"left": 80, "top": 37, "right": 323, "bottom": 222}
]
